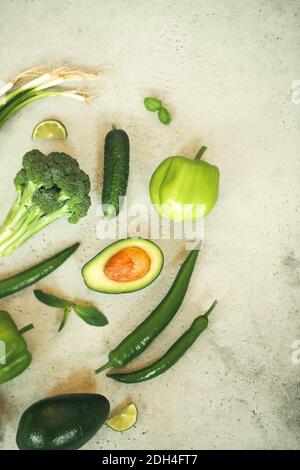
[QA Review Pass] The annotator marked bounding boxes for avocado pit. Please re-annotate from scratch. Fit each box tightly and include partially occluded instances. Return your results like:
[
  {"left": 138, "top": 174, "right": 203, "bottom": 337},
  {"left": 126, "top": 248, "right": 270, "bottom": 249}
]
[{"left": 104, "top": 246, "right": 151, "bottom": 282}]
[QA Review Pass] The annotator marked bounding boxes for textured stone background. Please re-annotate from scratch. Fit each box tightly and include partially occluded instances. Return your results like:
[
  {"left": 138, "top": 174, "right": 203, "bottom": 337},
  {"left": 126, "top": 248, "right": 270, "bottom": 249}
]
[{"left": 0, "top": 0, "right": 299, "bottom": 450}]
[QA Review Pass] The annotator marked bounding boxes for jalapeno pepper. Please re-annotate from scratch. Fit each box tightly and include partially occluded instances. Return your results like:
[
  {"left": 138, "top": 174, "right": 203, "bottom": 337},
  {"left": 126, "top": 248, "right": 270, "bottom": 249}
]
[
  {"left": 95, "top": 247, "right": 200, "bottom": 373},
  {"left": 107, "top": 300, "right": 217, "bottom": 383},
  {"left": 0, "top": 311, "right": 34, "bottom": 385}
]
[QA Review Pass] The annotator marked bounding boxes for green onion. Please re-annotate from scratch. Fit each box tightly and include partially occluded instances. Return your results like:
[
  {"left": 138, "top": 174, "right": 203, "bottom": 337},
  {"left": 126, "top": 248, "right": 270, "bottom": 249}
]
[{"left": 0, "top": 66, "right": 100, "bottom": 130}]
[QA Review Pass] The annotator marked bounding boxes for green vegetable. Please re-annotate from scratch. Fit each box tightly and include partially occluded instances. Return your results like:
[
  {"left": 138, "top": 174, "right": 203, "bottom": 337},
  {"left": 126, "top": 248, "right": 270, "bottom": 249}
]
[
  {"left": 107, "top": 300, "right": 217, "bottom": 383},
  {"left": 101, "top": 127, "right": 130, "bottom": 219},
  {"left": 16, "top": 393, "right": 110, "bottom": 450},
  {"left": 0, "top": 67, "right": 100, "bottom": 131},
  {"left": 34, "top": 289, "right": 108, "bottom": 331},
  {"left": 95, "top": 247, "right": 200, "bottom": 373},
  {"left": 0, "top": 311, "right": 34, "bottom": 385},
  {"left": 0, "top": 243, "right": 79, "bottom": 299},
  {"left": 150, "top": 146, "right": 220, "bottom": 221},
  {"left": 144, "top": 97, "right": 162, "bottom": 112},
  {"left": 82, "top": 238, "right": 164, "bottom": 294},
  {"left": 158, "top": 107, "right": 171, "bottom": 125},
  {"left": 0, "top": 150, "right": 91, "bottom": 256}
]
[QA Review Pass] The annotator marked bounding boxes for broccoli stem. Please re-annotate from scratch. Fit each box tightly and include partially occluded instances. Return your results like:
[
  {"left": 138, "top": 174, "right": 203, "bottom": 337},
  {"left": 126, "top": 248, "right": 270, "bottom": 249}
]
[
  {"left": 0, "top": 206, "right": 43, "bottom": 255},
  {"left": 0, "top": 205, "right": 69, "bottom": 256},
  {"left": 0, "top": 182, "right": 39, "bottom": 245},
  {"left": 0, "top": 196, "right": 24, "bottom": 243}
]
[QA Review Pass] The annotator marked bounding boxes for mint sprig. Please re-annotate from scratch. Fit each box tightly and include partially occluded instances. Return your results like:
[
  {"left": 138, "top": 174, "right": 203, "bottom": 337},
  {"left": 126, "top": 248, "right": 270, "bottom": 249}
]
[{"left": 34, "top": 289, "right": 108, "bottom": 331}]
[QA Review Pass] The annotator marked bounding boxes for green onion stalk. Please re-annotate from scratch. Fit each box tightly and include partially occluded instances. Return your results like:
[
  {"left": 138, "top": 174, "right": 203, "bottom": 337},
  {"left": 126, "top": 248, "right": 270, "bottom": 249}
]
[{"left": 0, "top": 66, "right": 100, "bottom": 130}]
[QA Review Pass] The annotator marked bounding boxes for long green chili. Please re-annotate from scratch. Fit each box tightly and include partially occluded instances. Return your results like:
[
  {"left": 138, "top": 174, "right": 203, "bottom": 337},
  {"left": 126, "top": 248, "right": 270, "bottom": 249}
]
[
  {"left": 0, "top": 242, "right": 79, "bottom": 299},
  {"left": 107, "top": 300, "right": 217, "bottom": 383},
  {"left": 95, "top": 247, "right": 200, "bottom": 373}
]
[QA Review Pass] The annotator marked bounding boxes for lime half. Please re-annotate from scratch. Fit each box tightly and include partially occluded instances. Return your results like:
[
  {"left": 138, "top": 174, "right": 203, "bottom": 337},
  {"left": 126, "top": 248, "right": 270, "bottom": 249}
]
[
  {"left": 106, "top": 403, "right": 138, "bottom": 432},
  {"left": 32, "top": 119, "right": 68, "bottom": 140}
]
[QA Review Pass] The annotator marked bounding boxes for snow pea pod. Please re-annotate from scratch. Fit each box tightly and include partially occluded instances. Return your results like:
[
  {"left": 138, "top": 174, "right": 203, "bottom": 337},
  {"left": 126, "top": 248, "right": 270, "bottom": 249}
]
[
  {"left": 95, "top": 247, "right": 200, "bottom": 374},
  {"left": 107, "top": 300, "right": 217, "bottom": 383},
  {"left": 0, "top": 242, "right": 79, "bottom": 299}
]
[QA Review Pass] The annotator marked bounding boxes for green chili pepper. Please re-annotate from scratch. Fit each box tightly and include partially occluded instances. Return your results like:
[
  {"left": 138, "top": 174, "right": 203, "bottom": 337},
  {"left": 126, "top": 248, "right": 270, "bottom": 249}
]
[
  {"left": 0, "top": 311, "right": 34, "bottom": 385},
  {"left": 150, "top": 146, "right": 220, "bottom": 221},
  {"left": 95, "top": 247, "right": 200, "bottom": 374},
  {"left": 0, "top": 242, "right": 79, "bottom": 299},
  {"left": 107, "top": 300, "right": 217, "bottom": 383}
]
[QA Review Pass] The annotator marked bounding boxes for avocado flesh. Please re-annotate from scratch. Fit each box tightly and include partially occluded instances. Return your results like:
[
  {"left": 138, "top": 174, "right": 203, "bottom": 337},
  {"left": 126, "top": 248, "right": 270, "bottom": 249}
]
[{"left": 82, "top": 239, "right": 164, "bottom": 293}]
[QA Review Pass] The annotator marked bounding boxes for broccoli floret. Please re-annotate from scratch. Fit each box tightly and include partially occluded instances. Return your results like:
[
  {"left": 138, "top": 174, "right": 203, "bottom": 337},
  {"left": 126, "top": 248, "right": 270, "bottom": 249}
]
[
  {"left": 23, "top": 149, "right": 53, "bottom": 188},
  {"left": 32, "top": 187, "right": 62, "bottom": 213},
  {"left": 14, "top": 169, "right": 28, "bottom": 190},
  {"left": 0, "top": 150, "right": 91, "bottom": 256},
  {"left": 47, "top": 152, "right": 80, "bottom": 186}
]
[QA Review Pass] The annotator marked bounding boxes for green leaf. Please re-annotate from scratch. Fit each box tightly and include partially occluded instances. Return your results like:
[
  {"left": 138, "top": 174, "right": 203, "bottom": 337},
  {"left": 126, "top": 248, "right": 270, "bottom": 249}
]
[
  {"left": 73, "top": 304, "right": 108, "bottom": 327},
  {"left": 58, "top": 306, "right": 72, "bottom": 332},
  {"left": 34, "top": 290, "right": 74, "bottom": 308},
  {"left": 144, "top": 97, "right": 162, "bottom": 112},
  {"left": 158, "top": 107, "right": 171, "bottom": 125}
]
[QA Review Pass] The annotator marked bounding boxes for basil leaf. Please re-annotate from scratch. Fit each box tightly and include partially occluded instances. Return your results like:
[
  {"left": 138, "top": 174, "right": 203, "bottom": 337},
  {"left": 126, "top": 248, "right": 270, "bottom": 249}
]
[
  {"left": 73, "top": 304, "right": 108, "bottom": 327},
  {"left": 34, "top": 290, "right": 73, "bottom": 308}
]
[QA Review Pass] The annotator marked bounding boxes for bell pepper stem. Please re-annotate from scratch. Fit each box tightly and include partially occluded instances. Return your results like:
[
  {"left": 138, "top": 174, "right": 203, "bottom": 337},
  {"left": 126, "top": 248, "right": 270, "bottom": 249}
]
[
  {"left": 95, "top": 360, "right": 113, "bottom": 374},
  {"left": 18, "top": 323, "right": 34, "bottom": 335},
  {"left": 203, "top": 300, "right": 218, "bottom": 319},
  {"left": 194, "top": 146, "right": 207, "bottom": 160}
]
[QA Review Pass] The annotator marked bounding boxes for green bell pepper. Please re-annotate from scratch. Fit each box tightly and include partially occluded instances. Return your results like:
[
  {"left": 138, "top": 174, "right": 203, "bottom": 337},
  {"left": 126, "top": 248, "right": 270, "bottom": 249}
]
[
  {"left": 0, "top": 311, "right": 33, "bottom": 385},
  {"left": 149, "top": 146, "right": 220, "bottom": 221}
]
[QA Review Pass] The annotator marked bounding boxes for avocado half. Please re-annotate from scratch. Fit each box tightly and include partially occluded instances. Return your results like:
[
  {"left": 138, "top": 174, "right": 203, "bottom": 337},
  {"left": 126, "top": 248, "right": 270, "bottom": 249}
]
[{"left": 82, "top": 238, "right": 164, "bottom": 294}]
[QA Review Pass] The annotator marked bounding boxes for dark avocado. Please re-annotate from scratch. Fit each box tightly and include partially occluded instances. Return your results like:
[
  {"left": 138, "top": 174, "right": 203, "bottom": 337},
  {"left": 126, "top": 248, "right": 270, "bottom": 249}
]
[{"left": 16, "top": 393, "right": 110, "bottom": 450}]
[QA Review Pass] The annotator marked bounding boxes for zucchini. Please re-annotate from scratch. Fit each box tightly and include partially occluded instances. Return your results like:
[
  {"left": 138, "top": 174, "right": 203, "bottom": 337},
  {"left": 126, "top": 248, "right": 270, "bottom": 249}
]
[{"left": 101, "top": 126, "right": 129, "bottom": 218}]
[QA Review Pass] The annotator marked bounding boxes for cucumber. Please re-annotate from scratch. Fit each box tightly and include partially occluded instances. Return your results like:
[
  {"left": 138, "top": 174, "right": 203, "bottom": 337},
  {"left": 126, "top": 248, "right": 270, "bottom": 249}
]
[{"left": 101, "top": 127, "right": 129, "bottom": 218}]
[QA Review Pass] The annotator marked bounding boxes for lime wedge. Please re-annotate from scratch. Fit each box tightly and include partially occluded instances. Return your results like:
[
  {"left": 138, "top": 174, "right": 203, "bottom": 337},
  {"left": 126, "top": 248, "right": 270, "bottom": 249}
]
[
  {"left": 32, "top": 119, "right": 68, "bottom": 140},
  {"left": 106, "top": 403, "right": 138, "bottom": 432}
]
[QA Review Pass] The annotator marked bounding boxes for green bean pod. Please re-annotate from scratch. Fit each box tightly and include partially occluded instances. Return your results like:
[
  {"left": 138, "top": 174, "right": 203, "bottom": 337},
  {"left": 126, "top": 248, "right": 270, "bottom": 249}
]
[
  {"left": 107, "top": 300, "right": 217, "bottom": 383},
  {"left": 95, "top": 247, "right": 200, "bottom": 373},
  {"left": 0, "top": 242, "right": 79, "bottom": 299}
]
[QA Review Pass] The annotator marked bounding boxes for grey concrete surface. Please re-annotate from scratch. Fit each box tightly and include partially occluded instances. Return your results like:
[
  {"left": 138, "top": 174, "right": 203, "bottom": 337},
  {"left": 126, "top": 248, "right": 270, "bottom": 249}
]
[{"left": 0, "top": 0, "right": 299, "bottom": 450}]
